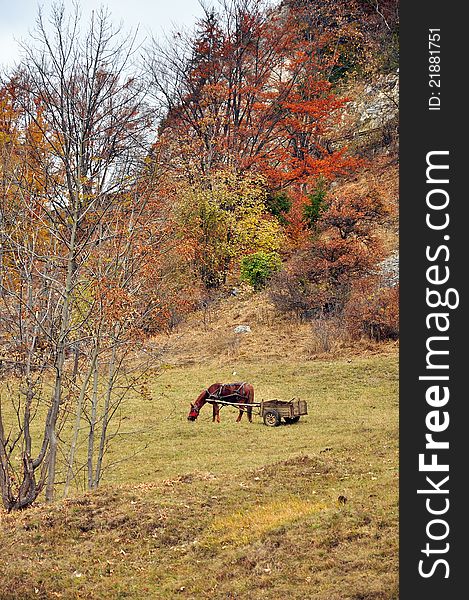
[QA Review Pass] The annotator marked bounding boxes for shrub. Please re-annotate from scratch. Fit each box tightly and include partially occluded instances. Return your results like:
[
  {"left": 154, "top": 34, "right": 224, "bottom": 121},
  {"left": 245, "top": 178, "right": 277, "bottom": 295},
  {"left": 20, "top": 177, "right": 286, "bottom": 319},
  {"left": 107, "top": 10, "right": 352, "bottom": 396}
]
[
  {"left": 303, "top": 178, "right": 328, "bottom": 229},
  {"left": 344, "top": 278, "right": 399, "bottom": 341},
  {"left": 265, "top": 191, "right": 292, "bottom": 225},
  {"left": 240, "top": 251, "right": 282, "bottom": 290},
  {"left": 268, "top": 269, "right": 313, "bottom": 318},
  {"left": 309, "top": 314, "right": 348, "bottom": 354}
]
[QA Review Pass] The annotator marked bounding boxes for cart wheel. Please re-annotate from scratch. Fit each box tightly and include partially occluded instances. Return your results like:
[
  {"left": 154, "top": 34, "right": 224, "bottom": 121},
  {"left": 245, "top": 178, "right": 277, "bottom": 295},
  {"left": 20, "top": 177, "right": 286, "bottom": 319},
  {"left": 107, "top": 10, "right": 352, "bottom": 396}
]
[
  {"left": 284, "top": 416, "right": 301, "bottom": 424},
  {"left": 263, "top": 409, "right": 281, "bottom": 427}
]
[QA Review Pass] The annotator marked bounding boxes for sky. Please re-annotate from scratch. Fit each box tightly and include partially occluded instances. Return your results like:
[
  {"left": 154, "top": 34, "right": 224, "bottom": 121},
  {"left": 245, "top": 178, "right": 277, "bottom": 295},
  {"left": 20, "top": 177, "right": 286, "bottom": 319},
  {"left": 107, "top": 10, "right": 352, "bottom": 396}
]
[{"left": 0, "top": 0, "right": 212, "bottom": 69}]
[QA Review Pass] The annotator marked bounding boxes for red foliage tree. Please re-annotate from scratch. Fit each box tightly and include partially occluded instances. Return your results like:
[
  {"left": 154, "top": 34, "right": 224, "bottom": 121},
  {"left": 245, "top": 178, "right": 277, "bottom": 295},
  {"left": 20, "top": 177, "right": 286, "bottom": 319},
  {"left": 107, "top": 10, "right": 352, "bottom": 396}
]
[{"left": 150, "top": 0, "right": 361, "bottom": 188}]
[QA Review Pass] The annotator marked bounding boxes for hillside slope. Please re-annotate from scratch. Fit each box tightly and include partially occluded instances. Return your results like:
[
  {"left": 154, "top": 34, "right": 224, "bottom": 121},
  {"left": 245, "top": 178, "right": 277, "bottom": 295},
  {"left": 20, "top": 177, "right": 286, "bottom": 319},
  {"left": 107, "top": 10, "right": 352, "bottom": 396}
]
[{"left": 149, "top": 288, "right": 398, "bottom": 367}]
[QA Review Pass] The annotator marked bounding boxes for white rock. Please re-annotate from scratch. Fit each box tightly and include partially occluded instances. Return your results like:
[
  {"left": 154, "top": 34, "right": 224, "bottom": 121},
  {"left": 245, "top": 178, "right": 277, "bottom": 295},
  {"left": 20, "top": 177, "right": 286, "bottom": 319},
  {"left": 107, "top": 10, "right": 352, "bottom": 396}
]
[{"left": 234, "top": 325, "right": 251, "bottom": 334}]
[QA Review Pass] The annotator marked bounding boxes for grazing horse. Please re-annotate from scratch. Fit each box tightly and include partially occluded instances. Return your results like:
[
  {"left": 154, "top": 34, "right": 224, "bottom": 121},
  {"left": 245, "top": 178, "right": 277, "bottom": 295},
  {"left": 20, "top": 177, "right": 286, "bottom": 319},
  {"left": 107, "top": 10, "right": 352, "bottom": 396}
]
[{"left": 187, "top": 382, "right": 255, "bottom": 423}]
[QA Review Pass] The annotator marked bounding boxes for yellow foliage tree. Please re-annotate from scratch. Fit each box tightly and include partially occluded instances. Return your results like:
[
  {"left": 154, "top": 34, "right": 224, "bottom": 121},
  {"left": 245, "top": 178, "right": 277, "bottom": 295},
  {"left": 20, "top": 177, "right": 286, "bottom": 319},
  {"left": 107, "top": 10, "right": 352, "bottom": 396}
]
[{"left": 180, "top": 170, "right": 282, "bottom": 287}]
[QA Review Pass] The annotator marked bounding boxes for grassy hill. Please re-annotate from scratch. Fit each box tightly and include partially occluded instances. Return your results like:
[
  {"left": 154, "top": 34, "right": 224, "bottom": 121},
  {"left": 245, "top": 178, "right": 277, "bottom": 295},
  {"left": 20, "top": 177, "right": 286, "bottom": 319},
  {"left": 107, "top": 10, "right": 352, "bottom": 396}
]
[{"left": 0, "top": 345, "right": 398, "bottom": 599}]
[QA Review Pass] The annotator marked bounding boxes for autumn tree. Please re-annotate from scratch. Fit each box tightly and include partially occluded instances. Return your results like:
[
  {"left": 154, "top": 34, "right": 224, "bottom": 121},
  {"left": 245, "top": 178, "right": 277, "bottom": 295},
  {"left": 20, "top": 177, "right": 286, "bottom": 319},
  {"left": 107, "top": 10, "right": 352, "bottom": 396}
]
[
  {"left": 148, "top": 0, "right": 359, "bottom": 187},
  {"left": 270, "top": 184, "right": 390, "bottom": 315},
  {"left": 285, "top": 0, "right": 399, "bottom": 78},
  {"left": 179, "top": 170, "right": 281, "bottom": 288},
  {"left": 0, "top": 80, "right": 59, "bottom": 510},
  {"left": 147, "top": 0, "right": 366, "bottom": 290},
  {"left": 0, "top": 5, "right": 161, "bottom": 509},
  {"left": 344, "top": 277, "right": 399, "bottom": 341}
]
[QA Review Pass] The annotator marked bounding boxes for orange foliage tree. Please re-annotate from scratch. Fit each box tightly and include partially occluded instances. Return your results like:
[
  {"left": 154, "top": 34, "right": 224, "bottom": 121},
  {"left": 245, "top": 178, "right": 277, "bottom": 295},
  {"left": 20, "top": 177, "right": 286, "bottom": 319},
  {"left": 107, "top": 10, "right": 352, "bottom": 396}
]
[
  {"left": 151, "top": 0, "right": 360, "bottom": 184},
  {"left": 148, "top": 0, "right": 365, "bottom": 284}
]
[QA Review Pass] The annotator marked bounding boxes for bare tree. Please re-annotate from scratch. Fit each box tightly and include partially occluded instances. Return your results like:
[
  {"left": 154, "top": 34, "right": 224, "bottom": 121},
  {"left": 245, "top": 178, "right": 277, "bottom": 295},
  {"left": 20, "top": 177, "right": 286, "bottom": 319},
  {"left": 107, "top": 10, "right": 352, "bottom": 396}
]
[{"left": 0, "top": 4, "right": 159, "bottom": 510}]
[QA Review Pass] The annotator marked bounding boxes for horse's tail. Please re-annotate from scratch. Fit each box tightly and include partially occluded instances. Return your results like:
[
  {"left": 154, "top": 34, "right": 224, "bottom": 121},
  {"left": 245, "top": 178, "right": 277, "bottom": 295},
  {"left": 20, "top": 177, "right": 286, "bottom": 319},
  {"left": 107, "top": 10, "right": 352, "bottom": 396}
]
[{"left": 248, "top": 384, "right": 254, "bottom": 404}]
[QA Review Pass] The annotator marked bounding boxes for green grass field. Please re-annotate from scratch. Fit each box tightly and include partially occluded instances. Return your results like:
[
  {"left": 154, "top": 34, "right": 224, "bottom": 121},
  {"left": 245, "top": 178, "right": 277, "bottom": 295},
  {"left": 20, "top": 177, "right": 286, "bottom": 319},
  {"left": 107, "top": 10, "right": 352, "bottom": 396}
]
[{"left": 0, "top": 352, "right": 398, "bottom": 599}]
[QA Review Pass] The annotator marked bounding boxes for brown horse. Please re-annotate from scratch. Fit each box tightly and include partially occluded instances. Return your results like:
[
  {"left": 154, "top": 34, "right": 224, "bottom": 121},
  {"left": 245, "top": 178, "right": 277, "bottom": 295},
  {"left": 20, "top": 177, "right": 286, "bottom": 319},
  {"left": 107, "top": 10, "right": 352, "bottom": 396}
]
[{"left": 187, "top": 382, "right": 255, "bottom": 423}]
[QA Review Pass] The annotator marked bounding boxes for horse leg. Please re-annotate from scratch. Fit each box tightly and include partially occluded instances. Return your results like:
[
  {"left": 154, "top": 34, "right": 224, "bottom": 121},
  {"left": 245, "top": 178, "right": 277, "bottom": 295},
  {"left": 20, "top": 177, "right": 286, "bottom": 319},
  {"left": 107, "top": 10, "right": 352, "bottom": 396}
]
[
  {"left": 212, "top": 403, "right": 220, "bottom": 423},
  {"left": 248, "top": 386, "right": 254, "bottom": 423},
  {"left": 236, "top": 407, "right": 243, "bottom": 422}
]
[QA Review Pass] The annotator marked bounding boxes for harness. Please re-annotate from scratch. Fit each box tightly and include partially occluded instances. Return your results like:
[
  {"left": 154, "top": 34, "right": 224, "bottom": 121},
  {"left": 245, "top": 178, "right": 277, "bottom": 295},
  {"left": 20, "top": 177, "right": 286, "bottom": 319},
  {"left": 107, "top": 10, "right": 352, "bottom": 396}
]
[
  {"left": 190, "top": 383, "right": 250, "bottom": 416},
  {"left": 206, "top": 382, "right": 248, "bottom": 402}
]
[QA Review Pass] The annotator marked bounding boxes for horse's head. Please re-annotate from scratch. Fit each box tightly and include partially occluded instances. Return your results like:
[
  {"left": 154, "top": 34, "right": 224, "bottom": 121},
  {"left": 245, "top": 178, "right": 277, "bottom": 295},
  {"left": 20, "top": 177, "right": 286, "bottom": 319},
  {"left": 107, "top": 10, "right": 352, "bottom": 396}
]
[{"left": 187, "top": 403, "right": 199, "bottom": 421}]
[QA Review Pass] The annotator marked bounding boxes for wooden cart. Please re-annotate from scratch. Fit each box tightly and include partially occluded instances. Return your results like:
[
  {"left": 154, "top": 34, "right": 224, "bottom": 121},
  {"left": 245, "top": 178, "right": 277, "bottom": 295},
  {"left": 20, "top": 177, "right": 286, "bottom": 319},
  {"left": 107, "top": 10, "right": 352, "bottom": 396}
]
[
  {"left": 206, "top": 396, "right": 308, "bottom": 426},
  {"left": 260, "top": 398, "right": 308, "bottom": 426}
]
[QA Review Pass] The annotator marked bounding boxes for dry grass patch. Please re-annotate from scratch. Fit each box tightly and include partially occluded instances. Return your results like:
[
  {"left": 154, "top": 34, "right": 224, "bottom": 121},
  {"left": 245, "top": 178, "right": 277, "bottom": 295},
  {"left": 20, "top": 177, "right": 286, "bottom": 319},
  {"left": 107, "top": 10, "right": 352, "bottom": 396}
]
[{"left": 204, "top": 496, "right": 328, "bottom": 547}]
